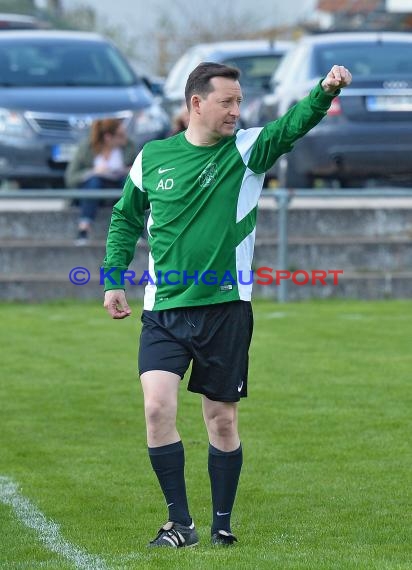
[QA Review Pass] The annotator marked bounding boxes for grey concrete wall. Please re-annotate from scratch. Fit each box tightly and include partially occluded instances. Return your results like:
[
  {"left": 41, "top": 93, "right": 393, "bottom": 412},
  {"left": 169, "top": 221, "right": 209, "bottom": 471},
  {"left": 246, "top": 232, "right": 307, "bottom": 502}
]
[{"left": 1, "top": 201, "right": 411, "bottom": 301}]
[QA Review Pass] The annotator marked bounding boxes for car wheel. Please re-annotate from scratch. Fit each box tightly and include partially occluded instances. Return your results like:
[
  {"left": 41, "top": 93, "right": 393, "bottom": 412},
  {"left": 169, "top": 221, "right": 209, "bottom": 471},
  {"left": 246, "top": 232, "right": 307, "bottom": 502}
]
[{"left": 277, "top": 156, "right": 313, "bottom": 189}]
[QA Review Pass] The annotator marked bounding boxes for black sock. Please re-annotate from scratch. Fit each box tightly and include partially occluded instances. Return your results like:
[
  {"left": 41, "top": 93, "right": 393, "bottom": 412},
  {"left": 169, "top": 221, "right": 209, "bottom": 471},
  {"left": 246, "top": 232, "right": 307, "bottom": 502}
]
[
  {"left": 208, "top": 443, "right": 243, "bottom": 534},
  {"left": 148, "top": 441, "right": 191, "bottom": 526}
]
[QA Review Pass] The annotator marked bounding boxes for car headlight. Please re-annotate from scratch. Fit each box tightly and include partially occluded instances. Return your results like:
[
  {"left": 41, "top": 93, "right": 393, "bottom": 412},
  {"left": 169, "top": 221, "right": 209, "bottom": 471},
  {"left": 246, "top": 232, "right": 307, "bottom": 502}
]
[
  {"left": 0, "top": 108, "right": 33, "bottom": 137},
  {"left": 133, "top": 104, "right": 170, "bottom": 136}
]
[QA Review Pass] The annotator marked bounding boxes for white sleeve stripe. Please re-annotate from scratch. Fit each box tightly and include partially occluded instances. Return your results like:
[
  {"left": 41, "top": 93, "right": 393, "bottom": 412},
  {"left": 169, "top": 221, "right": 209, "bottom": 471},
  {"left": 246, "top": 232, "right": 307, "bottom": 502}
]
[
  {"left": 235, "top": 127, "right": 263, "bottom": 165},
  {"left": 236, "top": 168, "right": 265, "bottom": 222},
  {"left": 129, "top": 151, "right": 145, "bottom": 192}
]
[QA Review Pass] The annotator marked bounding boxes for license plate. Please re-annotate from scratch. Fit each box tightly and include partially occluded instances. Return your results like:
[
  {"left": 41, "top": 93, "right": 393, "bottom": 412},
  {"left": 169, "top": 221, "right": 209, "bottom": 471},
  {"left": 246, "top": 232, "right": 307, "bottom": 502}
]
[
  {"left": 366, "top": 95, "right": 412, "bottom": 111},
  {"left": 51, "top": 143, "right": 77, "bottom": 162}
]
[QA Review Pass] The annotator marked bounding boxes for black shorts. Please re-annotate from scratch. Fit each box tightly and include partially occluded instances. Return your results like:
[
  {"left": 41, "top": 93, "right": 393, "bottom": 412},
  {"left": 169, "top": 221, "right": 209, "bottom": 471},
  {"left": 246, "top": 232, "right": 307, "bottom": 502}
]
[{"left": 138, "top": 301, "right": 253, "bottom": 402}]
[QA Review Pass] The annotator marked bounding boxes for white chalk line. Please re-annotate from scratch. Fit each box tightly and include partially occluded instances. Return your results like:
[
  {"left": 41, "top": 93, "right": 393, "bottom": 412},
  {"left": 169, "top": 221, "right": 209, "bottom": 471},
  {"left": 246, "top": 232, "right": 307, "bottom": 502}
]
[{"left": 0, "top": 475, "right": 110, "bottom": 570}]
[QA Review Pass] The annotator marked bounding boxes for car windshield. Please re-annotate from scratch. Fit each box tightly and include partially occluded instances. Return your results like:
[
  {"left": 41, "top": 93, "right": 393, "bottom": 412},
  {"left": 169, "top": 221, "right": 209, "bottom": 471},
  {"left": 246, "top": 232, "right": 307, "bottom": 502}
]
[
  {"left": 165, "top": 50, "right": 285, "bottom": 95},
  {"left": 0, "top": 39, "right": 138, "bottom": 87},
  {"left": 222, "top": 54, "right": 284, "bottom": 90},
  {"left": 314, "top": 42, "right": 412, "bottom": 77},
  {"left": 165, "top": 49, "right": 202, "bottom": 94}
]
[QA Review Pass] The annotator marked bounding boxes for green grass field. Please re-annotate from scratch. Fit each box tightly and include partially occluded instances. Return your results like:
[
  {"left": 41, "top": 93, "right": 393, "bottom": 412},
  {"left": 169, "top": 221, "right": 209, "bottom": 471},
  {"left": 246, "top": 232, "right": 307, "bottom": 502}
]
[{"left": 1, "top": 299, "right": 411, "bottom": 570}]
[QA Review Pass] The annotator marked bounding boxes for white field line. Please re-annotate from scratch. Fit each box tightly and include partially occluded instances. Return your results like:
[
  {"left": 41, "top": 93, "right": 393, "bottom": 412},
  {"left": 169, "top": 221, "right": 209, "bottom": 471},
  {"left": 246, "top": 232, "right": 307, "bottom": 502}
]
[{"left": 0, "top": 476, "right": 109, "bottom": 570}]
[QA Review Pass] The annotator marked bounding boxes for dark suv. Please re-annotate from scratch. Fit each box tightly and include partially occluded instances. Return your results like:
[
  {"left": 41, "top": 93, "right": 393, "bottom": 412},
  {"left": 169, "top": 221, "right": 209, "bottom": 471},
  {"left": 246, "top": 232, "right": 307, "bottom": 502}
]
[
  {"left": 0, "top": 30, "right": 170, "bottom": 188},
  {"left": 258, "top": 32, "right": 412, "bottom": 188}
]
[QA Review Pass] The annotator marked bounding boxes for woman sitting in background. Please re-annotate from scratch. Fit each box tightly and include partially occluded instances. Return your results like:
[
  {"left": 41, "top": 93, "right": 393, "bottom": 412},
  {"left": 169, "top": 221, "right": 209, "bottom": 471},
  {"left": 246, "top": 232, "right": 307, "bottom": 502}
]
[{"left": 65, "top": 118, "right": 136, "bottom": 244}]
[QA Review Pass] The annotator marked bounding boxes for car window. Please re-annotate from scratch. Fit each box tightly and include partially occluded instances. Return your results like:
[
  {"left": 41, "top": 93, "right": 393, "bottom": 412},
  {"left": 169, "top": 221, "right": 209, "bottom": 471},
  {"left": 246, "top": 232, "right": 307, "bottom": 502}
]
[
  {"left": 314, "top": 42, "right": 412, "bottom": 77},
  {"left": 165, "top": 45, "right": 290, "bottom": 96},
  {"left": 222, "top": 54, "right": 284, "bottom": 90},
  {"left": 0, "top": 40, "right": 138, "bottom": 87}
]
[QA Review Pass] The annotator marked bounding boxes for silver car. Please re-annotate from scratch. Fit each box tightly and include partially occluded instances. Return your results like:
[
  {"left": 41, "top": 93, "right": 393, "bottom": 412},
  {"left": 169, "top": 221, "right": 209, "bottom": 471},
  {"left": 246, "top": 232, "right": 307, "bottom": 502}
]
[
  {"left": 0, "top": 30, "right": 170, "bottom": 188},
  {"left": 162, "top": 39, "right": 292, "bottom": 129}
]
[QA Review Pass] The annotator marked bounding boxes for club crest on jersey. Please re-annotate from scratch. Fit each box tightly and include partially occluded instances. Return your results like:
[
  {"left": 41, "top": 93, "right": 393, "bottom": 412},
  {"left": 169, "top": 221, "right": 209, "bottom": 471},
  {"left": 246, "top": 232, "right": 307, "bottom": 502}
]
[{"left": 198, "top": 162, "right": 218, "bottom": 189}]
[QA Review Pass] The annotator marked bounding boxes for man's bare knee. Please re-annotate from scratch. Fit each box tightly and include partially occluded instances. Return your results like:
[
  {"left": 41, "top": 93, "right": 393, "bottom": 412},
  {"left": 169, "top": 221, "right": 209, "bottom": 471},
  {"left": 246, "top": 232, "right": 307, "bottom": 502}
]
[
  {"left": 208, "top": 413, "right": 236, "bottom": 438},
  {"left": 202, "top": 398, "right": 239, "bottom": 450},
  {"left": 144, "top": 398, "right": 172, "bottom": 423},
  {"left": 140, "top": 370, "right": 180, "bottom": 447}
]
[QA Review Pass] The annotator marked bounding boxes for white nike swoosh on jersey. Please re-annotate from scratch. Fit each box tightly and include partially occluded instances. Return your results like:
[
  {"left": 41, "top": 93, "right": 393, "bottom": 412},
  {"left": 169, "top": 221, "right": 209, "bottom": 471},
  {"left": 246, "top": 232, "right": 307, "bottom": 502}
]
[
  {"left": 217, "top": 511, "right": 231, "bottom": 516},
  {"left": 158, "top": 167, "right": 175, "bottom": 174},
  {"left": 237, "top": 381, "right": 243, "bottom": 392}
]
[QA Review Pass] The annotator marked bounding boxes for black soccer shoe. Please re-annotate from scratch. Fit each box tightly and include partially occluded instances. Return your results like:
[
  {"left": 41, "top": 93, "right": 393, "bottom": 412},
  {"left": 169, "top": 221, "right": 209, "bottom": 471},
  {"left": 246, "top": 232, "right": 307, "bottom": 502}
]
[
  {"left": 211, "top": 529, "right": 238, "bottom": 546},
  {"left": 148, "top": 520, "right": 199, "bottom": 548}
]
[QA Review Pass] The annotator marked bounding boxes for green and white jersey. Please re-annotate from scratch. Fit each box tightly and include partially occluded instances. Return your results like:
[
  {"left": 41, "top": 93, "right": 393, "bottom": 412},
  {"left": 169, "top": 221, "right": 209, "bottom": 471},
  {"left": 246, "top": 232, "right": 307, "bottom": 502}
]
[{"left": 103, "top": 81, "right": 336, "bottom": 310}]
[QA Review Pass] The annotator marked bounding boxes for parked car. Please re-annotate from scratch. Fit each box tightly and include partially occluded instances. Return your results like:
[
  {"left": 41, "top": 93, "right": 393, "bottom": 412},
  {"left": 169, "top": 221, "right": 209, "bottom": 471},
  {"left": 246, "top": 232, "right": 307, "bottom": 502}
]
[
  {"left": 258, "top": 32, "right": 412, "bottom": 188},
  {"left": 142, "top": 75, "right": 165, "bottom": 100},
  {"left": 162, "top": 40, "right": 292, "bottom": 129},
  {"left": 0, "top": 30, "right": 170, "bottom": 188},
  {"left": 0, "top": 13, "right": 49, "bottom": 30}
]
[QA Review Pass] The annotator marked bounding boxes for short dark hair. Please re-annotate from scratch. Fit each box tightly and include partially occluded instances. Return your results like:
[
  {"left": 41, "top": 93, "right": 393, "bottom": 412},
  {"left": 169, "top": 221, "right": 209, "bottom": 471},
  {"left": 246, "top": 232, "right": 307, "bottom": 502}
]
[{"left": 184, "top": 62, "right": 240, "bottom": 109}]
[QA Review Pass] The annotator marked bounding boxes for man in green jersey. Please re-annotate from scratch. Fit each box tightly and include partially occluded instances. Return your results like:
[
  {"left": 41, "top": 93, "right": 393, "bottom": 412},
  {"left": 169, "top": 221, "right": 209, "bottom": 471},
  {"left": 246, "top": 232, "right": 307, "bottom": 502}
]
[{"left": 103, "top": 62, "right": 352, "bottom": 547}]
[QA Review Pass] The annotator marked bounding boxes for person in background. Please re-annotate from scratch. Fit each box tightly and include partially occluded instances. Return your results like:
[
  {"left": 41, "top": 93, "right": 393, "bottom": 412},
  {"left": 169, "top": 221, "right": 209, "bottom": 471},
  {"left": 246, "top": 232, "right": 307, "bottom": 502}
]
[
  {"left": 65, "top": 118, "right": 136, "bottom": 244},
  {"left": 169, "top": 103, "right": 190, "bottom": 135}
]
